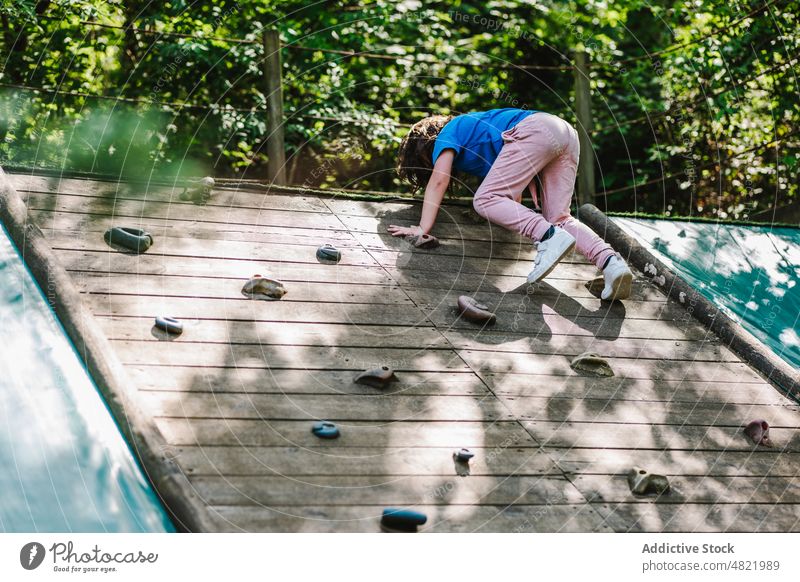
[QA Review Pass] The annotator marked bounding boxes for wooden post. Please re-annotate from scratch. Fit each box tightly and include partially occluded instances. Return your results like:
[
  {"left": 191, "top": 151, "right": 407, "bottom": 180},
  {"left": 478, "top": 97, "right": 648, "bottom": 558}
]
[
  {"left": 574, "top": 51, "right": 595, "bottom": 206},
  {"left": 262, "top": 29, "right": 286, "bottom": 185}
]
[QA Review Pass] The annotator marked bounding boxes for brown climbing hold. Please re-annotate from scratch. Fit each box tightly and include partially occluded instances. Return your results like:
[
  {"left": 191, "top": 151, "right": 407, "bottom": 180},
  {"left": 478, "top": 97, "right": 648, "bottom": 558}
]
[
  {"left": 744, "top": 419, "right": 773, "bottom": 447},
  {"left": 457, "top": 296, "right": 496, "bottom": 324},
  {"left": 627, "top": 467, "right": 670, "bottom": 496},
  {"left": 354, "top": 366, "right": 397, "bottom": 388},
  {"left": 570, "top": 352, "right": 614, "bottom": 377},
  {"left": 406, "top": 233, "right": 440, "bottom": 249},
  {"left": 241, "top": 274, "right": 287, "bottom": 300},
  {"left": 584, "top": 276, "right": 605, "bottom": 299}
]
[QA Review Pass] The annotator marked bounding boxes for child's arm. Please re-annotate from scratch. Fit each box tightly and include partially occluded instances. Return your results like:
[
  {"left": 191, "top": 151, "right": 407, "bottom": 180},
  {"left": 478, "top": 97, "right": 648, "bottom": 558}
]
[{"left": 388, "top": 149, "right": 454, "bottom": 238}]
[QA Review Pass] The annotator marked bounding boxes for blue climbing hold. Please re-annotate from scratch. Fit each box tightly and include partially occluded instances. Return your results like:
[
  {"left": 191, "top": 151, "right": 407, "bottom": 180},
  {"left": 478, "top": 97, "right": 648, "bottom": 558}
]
[
  {"left": 311, "top": 421, "right": 340, "bottom": 439},
  {"left": 381, "top": 508, "right": 427, "bottom": 532},
  {"left": 154, "top": 316, "right": 183, "bottom": 335}
]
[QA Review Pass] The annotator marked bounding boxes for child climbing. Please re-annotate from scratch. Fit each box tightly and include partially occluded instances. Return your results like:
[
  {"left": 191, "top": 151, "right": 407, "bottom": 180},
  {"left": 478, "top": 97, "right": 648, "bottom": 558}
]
[{"left": 389, "top": 108, "right": 633, "bottom": 300}]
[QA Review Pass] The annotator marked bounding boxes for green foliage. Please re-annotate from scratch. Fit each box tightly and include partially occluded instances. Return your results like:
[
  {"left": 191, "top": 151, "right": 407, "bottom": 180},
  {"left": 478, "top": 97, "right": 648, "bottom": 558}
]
[{"left": 0, "top": 0, "right": 797, "bottom": 219}]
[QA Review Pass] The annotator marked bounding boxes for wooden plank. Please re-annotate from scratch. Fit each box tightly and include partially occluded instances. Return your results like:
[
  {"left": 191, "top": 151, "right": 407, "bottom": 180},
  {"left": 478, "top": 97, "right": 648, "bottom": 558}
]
[
  {"left": 86, "top": 295, "right": 430, "bottom": 327},
  {"left": 99, "top": 318, "right": 443, "bottom": 348},
  {"left": 462, "top": 350, "right": 766, "bottom": 383},
  {"left": 481, "top": 374, "right": 788, "bottom": 406},
  {"left": 141, "top": 392, "right": 513, "bottom": 422},
  {"left": 156, "top": 418, "right": 540, "bottom": 448},
  {"left": 8, "top": 173, "right": 328, "bottom": 212},
  {"left": 446, "top": 331, "right": 739, "bottom": 363},
  {"left": 207, "top": 503, "right": 613, "bottom": 532},
  {"left": 128, "top": 367, "right": 488, "bottom": 396},
  {"left": 24, "top": 192, "right": 345, "bottom": 231},
  {"left": 56, "top": 249, "right": 394, "bottom": 285},
  {"left": 593, "top": 500, "right": 800, "bottom": 532},
  {"left": 31, "top": 209, "right": 357, "bottom": 248},
  {"left": 500, "top": 397, "right": 800, "bottom": 428},
  {"left": 77, "top": 273, "right": 412, "bottom": 305},
  {"left": 190, "top": 474, "right": 584, "bottom": 506},
  {"left": 518, "top": 421, "right": 800, "bottom": 452},
  {"left": 47, "top": 234, "right": 380, "bottom": 268},
  {"left": 550, "top": 447, "right": 800, "bottom": 478},
  {"left": 409, "top": 287, "right": 688, "bottom": 321},
  {"left": 172, "top": 445, "right": 560, "bottom": 477},
  {"left": 113, "top": 342, "right": 468, "bottom": 371}
]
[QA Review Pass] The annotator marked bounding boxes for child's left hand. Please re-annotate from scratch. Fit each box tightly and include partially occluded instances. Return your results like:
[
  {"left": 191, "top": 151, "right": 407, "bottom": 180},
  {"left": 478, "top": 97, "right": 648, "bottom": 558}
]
[{"left": 387, "top": 224, "right": 424, "bottom": 238}]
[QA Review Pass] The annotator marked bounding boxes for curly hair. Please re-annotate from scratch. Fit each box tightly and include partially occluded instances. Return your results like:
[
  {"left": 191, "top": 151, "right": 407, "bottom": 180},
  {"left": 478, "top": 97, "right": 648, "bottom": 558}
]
[{"left": 396, "top": 114, "right": 453, "bottom": 192}]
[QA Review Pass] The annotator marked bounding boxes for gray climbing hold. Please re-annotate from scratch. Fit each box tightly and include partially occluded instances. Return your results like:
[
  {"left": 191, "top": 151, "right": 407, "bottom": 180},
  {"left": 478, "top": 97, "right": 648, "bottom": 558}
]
[
  {"left": 354, "top": 366, "right": 397, "bottom": 388},
  {"left": 627, "top": 467, "right": 670, "bottom": 496},
  {"left": 457, "top": 295, "right": 496, "bottom": 324},
  {"left": 406, "top": 232, "right": 439, "bottom": 249},
  {"left": 570, "top": 352, "right": 614, "bottom": 377},
  {"left": 744, "top": 419, "right": 773, "bottom": 447},
  {"left": 584, "top": 276, "right": 605, "bottom": 299},
  {"left": 241, "top": 274, "right": 287, "bottom": 300},
  {"left": 154, "top": 315, "right": 183, "bottom": 335},
  {"left": 453, "top": 448, "right": 474, "bottom": 462},
  {"left": 316, "top": 243, "right": 342, "bottom": 264},
  {"left": 179, "top": 176, "right": 215, "bottom": 203}
]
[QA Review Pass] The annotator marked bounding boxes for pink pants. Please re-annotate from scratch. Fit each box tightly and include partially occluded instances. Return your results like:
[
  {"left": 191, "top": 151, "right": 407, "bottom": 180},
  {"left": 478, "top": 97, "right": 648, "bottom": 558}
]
[{"left": 472, "top": 112, "right": 615, "bottom": 269}]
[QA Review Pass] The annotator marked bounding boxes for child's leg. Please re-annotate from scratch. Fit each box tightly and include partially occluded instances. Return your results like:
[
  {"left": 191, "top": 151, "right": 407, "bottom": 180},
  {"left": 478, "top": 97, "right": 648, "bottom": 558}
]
[
  {"left": 472, "top": 116, "right": 557, "bottom": 242},
  {"left": 536, "top": 117, "right": 616, "bottom": 270}
]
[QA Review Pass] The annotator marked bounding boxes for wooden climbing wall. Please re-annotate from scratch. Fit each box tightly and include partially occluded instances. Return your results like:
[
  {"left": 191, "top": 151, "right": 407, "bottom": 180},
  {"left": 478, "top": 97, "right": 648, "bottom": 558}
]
[{"left": 9, "top": 171, "right": 800, "bottom": 532}]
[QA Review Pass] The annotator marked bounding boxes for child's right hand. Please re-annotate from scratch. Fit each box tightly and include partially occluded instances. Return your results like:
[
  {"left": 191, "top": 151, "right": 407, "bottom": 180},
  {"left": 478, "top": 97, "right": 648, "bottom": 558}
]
[{"left": 387, "top": 224, "right": 424, "bottom": 238}]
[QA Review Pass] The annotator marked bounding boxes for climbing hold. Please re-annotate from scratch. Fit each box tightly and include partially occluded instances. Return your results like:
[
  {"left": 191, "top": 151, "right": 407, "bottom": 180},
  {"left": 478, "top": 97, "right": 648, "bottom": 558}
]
[
  {"left": 354, "top": 366, "right": 397, "bottom": 388},
  {"left": 453, "top": 448, "right": 474, "bottom": 463},
  {"left": 744, "top": 419, "right": 773, "bottom": 447},
  {"left": 380, "top": 508, "right": 427, "bottom": 533},
  {"left": 316, "top": 243, "right": 342, "bottom": 264},
  {"left": 584, "top": 276, "right": 605, "bottom": 299},
  {"left": 627, "top": 467, "right": 670, "bottom": 496},
  {"left": 311, "top": 421, "right": 340, "bottom": 439},
  {"left": 179, "top": 176, "right": 215, "bottom": 203},
  {"left": 103, "top": 227, "right": 153, "bottom": 254},
  {"left": 405, "top": 232, "right": 440, "bottom": 249},
  {"left": 457, "top": 295, "right": 496, "bottom": 324},
  {"left": 644, "top": 263, "right": 657, "bottom": 277},
  {"left": 154, "top": 316, "right": 183, "bottom": 335},
  {"left": 570, "top": 352, "right": 614, "bottom": 377},
  {"left": 678, "top": 291, "right": 687, "bottom": 304},
  {"left": 653, "top": 274, "right": 666, "bottom": 287},
  {"left": 241, "top": 274, "right": 287, "bottom": 300}
]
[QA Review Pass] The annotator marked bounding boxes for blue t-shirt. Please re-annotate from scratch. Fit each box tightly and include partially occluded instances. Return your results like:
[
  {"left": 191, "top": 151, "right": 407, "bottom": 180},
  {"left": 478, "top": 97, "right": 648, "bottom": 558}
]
[{"left": 432, "top": 108, "right": 537, "bottom": 177}]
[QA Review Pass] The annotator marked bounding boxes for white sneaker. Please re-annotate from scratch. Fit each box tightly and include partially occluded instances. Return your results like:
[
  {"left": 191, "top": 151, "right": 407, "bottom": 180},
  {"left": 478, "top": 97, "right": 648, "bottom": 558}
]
[
  {"left": 527, "top": 227, "right": 576, "bottom": 283},
  {"left": 601, "top": 254, "right": 633, "bottom": 301}
]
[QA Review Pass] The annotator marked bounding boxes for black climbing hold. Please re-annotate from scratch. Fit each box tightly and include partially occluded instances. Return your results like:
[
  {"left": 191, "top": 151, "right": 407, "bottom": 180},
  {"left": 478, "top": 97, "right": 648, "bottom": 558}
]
[
  {"left": 241, "top": 274, "right": 287, "bottom": 300},
  {"left": 405, "top": 233, "right": 440, "bottom": 249},
  {"left": 744, "top": 419, "right": 772, "bottom": 447},
  {"left": 354, "top": 366, "right": 397, "bottom": 388},
  {"left": 103, "top": 227, "right": 154, "bottom": 254},
  {"left": 627, "top": 467, "right": 670, "bottom": 496},
  {"left": 380, "top": 508, "right": 427, "bottom": 532},
  {"left": 311, "top": 421, "right": 340, "bottom": 439},
  {"left": 154, "top": 316, "right": 183, "bottom": 335},
  {"left": 457, "top": 295, "right": 496, "bottom": 324},
  {"left": 584, "top": 276, "right": 605, "bottom": 299},
  {"left": 316, "top": 243, "right": 342, "bottom": 264},
  {"left": 570, "top": 352, "right": 614, "bottom": 377},
  {"left": 453, "top": 448, "right": 474, "bottom": 462}
]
